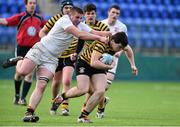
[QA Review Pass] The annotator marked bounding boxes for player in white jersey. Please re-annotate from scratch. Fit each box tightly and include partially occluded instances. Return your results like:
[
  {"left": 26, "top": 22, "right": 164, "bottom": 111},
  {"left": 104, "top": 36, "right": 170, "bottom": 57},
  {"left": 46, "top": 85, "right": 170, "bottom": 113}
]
[
  {"left": 96, "top": 5, "right": 138, "bottom": 118},
  {"left": 12, "top": 7, "right": 109, "bottom": 122}
]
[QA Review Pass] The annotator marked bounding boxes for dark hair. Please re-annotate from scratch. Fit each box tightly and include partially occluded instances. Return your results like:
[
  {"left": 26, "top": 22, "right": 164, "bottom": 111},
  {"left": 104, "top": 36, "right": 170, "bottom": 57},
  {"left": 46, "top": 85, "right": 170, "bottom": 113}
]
[
  {"left": 70, "top": 6, "right": 83, "bottom": 14},
  {"left": 109, "top": 5, "right": 120, "bottom": 11},
  {"left": 24, "top": 0, "right": 37, "bottom": 5},
  {"left": 60, "top": 0, "right": 74, "bottom": 12},
  {"left": 83, "top": 3, "right": 96, "bottom": 13},
  {"left": 112, "top": 32, "right": 128, "bottom": 47}
]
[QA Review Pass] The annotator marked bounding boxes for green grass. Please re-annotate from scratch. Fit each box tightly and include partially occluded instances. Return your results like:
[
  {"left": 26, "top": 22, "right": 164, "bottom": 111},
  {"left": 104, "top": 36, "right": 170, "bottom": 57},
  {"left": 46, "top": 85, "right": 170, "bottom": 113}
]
[{"left": 0, "top": 80, "right": 180, "bottom": 126}]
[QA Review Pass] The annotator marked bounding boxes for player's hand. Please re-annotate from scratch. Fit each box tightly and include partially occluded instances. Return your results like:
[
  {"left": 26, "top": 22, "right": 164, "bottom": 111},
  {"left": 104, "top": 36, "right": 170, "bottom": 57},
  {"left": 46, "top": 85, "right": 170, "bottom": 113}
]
[
  {"left": 105, "top": 31, "right": 112, "bottom": 36},
  {"left": 106, "top": 59, "right": 115, "bottom": 70},
  {"left": 131, "top": 65, "right": 138, "bottom": 76},
  {"left": 70, "top": 53, "right": 77, "bottom": 61},
  {"left": 99, "top": 36, "right": 109, "bottom": 44},
  {"left": 114, "top": 51, "right": 123, "bottom": 58}
]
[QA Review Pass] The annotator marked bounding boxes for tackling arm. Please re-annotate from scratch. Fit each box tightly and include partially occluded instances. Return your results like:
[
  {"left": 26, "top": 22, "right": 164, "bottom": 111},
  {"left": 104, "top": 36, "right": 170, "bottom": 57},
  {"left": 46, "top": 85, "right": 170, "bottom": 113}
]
[
  {"left": 65, "top": 25, "right": 109, "bottom": 43},
  {"left": 39, "top": 26, "right": 49, "bottom": 38}
]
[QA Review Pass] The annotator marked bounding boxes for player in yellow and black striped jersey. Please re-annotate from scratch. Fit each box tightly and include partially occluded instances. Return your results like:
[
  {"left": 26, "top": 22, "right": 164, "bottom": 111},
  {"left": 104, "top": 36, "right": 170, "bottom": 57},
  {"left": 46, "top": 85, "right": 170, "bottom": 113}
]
[
  {"left": 59, "top": 32, "right": 128, "bottom": 123},
  {"left": 39, "top": 0, "right": 74, "bottom": 116},
  {"left": 83, "top": 20, "right": 109, "bottom": 49},
  {"left": 75, "top": 3, "right": 109, "bottom": 55}
]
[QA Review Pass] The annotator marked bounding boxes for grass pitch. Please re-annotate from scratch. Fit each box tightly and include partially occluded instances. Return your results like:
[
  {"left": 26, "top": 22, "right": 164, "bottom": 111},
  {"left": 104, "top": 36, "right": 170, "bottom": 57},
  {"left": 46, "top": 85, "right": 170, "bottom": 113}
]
[{"left": 0, "top": 80, "right": 180, "bottom": 126}]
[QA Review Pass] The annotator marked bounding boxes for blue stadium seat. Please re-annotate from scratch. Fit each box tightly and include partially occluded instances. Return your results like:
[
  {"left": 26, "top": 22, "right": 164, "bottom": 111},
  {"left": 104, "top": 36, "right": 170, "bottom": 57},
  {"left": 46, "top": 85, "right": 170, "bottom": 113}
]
[
  {"left": 17, "top": 0, "right": 24, "bottom": 6},
  {"left": 130, "top": 4, "right": 141, "bottom": 18},
  {"left": 135, "top": 0, "right": 143, "bottom": 4},
  {"left": 0, "top": 4, "right": 8, "bottom": 13},
  {"left": 9, "top": 6, "right": 19, "bottom": 14},
  {"left": 153, "top": 0, "right": 162, "bottom": 5},
  {"left": 172, "top": 0, "right": 180, "bottom": 5}
]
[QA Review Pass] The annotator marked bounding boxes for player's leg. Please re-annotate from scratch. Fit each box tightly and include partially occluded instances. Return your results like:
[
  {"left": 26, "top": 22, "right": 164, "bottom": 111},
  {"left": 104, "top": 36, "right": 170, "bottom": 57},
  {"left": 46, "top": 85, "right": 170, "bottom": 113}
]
[
  {"left": 96, "top": 56, "right": 119, "bottom": 118},
  {"left": 81, "top": 81, "right": 94, "bottom": 111},
  {"left": 52, "top": 60, "right": 91, "bottom": 114},
  {"left": 50, "top": 70, "right": 62, "bottom": 115},
  {"left": 78, "top": 73, "right": 106, "bottom": 123},
  {"left": 61, "top": 65, "right": 74, "bottom": 116},
  {"left": 23, "top": 67, "right": 54, "bottom": 122},
  {"left": 19, "top": 72, "right": 34, "bottom": 106},
  {"left": 13, "top": 46, "right": 30, "bottom": 105},
  {"left": 13, "top": 72, "right": 23, "bottom": 105}
]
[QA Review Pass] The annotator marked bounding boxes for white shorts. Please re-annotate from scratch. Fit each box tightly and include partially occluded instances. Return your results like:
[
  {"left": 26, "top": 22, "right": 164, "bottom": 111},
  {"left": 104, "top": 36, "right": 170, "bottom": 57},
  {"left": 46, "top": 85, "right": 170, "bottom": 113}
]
[
  {"left": 25, "top": 42, "right": 58, "bottom": 74},
  {"left": 108, "top": 56, "right": 119, "bottom": 74}
]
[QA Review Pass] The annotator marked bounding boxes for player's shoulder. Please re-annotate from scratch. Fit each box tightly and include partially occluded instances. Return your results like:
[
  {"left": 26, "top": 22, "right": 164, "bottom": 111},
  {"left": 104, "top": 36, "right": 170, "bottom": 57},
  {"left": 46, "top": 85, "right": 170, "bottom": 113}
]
[
  {"left": 97, "top": 20, "right": 108, "bottom": 26},
  {"left": 101, "top": 19, "right": 108, "bottom": 24},
  {"left": 96, "top": 20, "right": 109, "bottom": 31},
  {"left": 52, "top": 13, "right": 63, "bottom": 19},
  {"left": 116, "top": 20, "right": 127, "bottom": 28}
]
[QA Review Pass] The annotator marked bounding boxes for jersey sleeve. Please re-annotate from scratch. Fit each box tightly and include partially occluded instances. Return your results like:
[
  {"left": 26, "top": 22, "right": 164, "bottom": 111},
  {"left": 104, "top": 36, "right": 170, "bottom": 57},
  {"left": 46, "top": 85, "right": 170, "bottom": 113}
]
[
  {"left": 45, "top": 14, "right": 62, "bottom": 30},
  {"left": 6, "top": 13, "right": 23, "bottom": 26},
  {"left": 57, "top": 15, "right": 73, "bottom": 30},
  {"left": 78, "top": 22, "right": 92, "bottom": 32}
]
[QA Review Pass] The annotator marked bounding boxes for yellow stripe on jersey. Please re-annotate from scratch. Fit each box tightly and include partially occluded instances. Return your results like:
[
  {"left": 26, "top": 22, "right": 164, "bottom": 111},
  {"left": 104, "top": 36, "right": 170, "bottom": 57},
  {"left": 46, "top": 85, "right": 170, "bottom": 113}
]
[
  {"left": 45, "top": 14, "right": 63, "bottom": 31},
  {"left": 60, "top": 39, "right": 78, "bottom": 58},
  {"left": 84, "top": 20, "right": 109, "bottom": 48},
  {"left": 80, "top": 41, "right": 114, "bottom": 65}
]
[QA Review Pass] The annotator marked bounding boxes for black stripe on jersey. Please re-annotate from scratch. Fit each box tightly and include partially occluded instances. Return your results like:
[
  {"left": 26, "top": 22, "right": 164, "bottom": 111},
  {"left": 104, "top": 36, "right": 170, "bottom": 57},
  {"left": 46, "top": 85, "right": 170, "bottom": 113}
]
[
  {"left": 95, "top": 21, "right": 109, "bottom": 31},
  {"left": 45, "top": 14, "right": 62, "bottom": 30},
  {"left": 94, "top": 42, "right": 106, "bottom": 54},
  {"left": 17, "top": 14, "right": 29, "bottom": 30},
  {"left": 60, "top": 39, "right": 78, "bottom": 58}
]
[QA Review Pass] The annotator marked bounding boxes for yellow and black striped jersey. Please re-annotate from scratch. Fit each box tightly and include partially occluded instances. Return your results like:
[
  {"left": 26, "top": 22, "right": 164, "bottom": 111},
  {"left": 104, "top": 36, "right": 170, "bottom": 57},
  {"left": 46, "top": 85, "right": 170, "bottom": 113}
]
[
  {"left": 84, "top": 20, "right": 109, "bottom": 48},
  {"left": 45, "top": 13, "right": 78, "bottom": 58},
  {"left": 45, "top": 14, "right": 63, "bottom": 31},
  {"left": 80, "top": 41, "right": 115, "bottom": 65},
  {"left": 60, "top": 38, "right": 78, "bottom": 58}
]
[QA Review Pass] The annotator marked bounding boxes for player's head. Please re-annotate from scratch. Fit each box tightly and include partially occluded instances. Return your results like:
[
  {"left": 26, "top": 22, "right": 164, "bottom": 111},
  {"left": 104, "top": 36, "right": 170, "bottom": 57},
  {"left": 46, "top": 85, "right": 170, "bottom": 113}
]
[
  {"left": 24, "top": 0, "right": 37, "bottom": 14},
  {"left": 83, "top": 3, "right": 97, "bottom": 25},
  {"left": 60, "top": 0, "right": 74, "bottom": 15},
  {"left": 108, "top": 5, "right": 120, "bottom": 23},
  {"left": 69, "top": 7, "right": 83, "bottom": 26},
  {"left": 110, "top": 32, "right": 128, "bottom": 52}
]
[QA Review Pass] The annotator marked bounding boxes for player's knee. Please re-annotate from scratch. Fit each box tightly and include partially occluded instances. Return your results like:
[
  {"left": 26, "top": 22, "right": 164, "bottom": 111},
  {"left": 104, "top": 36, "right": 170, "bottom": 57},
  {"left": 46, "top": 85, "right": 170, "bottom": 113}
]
[
  {"left": 95, "top": 89, "right": 105, "bottom": 97},
  {"left": 25, "top": 74, "right": 33, "bottom": 81},
  {"left": 63, "top": 79, "right": 71, "bottom": 87},
  {"left": 77, "top": 86, "right": 89, "bottom": 94}
]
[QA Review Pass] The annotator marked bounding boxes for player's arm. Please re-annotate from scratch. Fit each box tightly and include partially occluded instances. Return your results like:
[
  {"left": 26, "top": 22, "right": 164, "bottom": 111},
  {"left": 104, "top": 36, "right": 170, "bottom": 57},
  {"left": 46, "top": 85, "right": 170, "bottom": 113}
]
[
  {"left": 90, "top": 29, "right": 111, "bottom": 37},
  {"left": 90, "top": 50, "right": 113, "bottom": 70},
  {"left": 123, "top": 45, "right": 138, "bottom": 75},
  {"left": 0, "top": 18, "right": 8, "bottom": 26},
  {"left": 39, "top": 26, "right": 49, "bottom": 38},
  {"left": 65, "top": 25, "right": 109, "bottom": 43}
]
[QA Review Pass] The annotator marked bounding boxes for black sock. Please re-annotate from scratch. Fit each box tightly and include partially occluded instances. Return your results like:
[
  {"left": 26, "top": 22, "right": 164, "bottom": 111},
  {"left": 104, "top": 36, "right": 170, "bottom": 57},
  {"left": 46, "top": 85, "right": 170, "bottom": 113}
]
[
  {"left": 79, "top": 109, "right": 90, "bottom": 118},
  {"left": 21, "top": 81, "right": 32, "bottom": 100},
  {"left": 14, "top": 80, "right": 22, "bottom": 96},
  {"left": 61, "top": 93, "right": 68, "bottom": 100},
  {"left": 27, "top": 107, "right": 34, "bottom": 114},
  {"left": 98, "top": 107, "right": 105, "bottom": 112}
]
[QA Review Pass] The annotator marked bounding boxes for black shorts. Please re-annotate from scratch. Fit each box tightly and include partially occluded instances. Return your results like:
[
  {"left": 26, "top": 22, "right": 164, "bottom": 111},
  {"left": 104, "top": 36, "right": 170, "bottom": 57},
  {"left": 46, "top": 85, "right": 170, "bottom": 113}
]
[
  {"left": 16, "top": 45, "right": 31, "bottom": 57},
  {"left": 76, "top": 58, "right": 106, "bottom": 77},
  {"left": 55, "top": 57, "right": 75, "bottom": 72}
]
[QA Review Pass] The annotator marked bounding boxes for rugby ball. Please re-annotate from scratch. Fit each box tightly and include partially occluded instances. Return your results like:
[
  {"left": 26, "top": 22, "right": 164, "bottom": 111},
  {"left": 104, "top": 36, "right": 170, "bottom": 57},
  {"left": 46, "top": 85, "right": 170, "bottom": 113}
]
[{"left": 100, "top": 53, "right": 113, "bottom": 65}]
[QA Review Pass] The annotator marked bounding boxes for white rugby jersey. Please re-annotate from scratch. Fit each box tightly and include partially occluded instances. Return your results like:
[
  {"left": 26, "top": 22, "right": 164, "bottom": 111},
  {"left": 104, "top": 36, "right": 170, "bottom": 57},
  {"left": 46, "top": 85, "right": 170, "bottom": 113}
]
[
  {"left": 101, "top": 19, "right": 127, "bottom": 35},
  {"left": 41, "top": 15, "right": 91, "bottom": 57}
]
